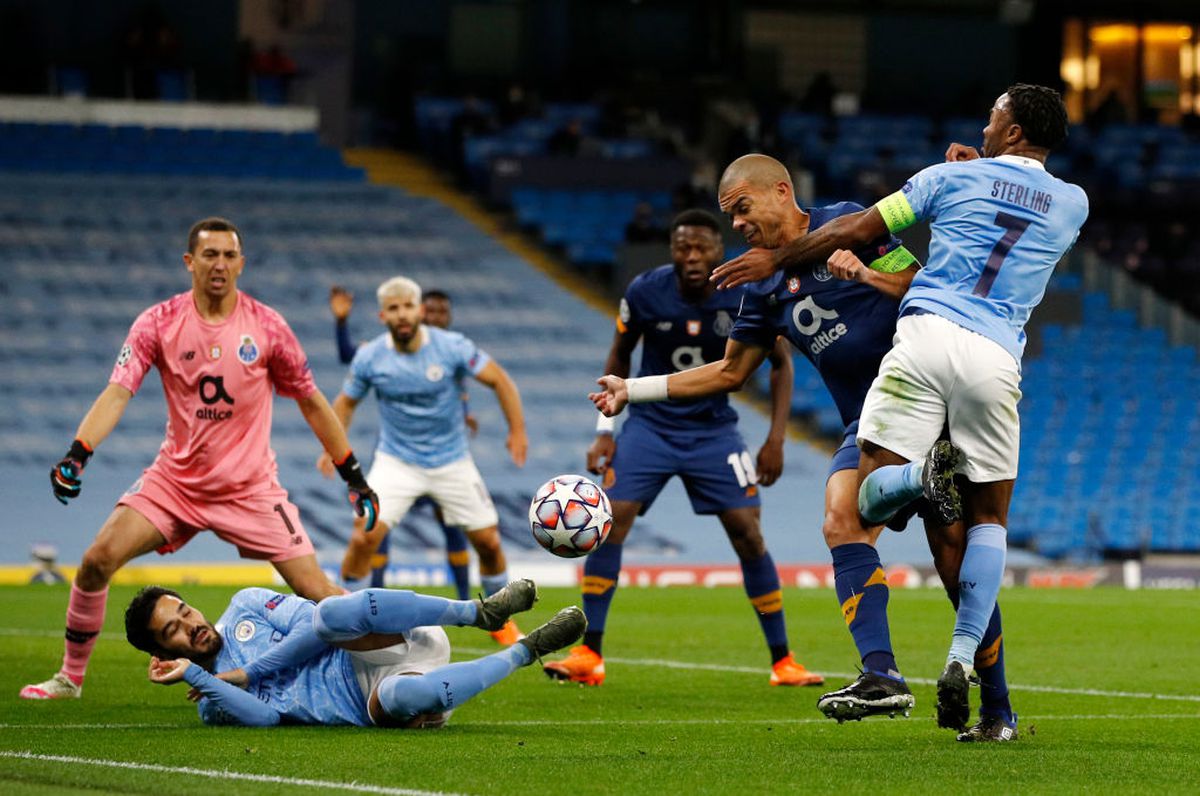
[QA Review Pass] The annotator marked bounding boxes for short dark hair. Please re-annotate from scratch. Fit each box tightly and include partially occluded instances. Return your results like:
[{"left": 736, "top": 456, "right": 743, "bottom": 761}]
[
  {"left": 125, "top": 585, "right": 181, "bottom": 656},
  {"left": 1005, "top": 83, "right": 1069, "bottom": 151},
  {"left": 670, "top": 209, "right": 722, "bottom": 236},
  {"left": 423, "top": 289, "right": 451, "bottom": 303},
  {"left": 187, "top": 217, "right": 242, "bottom": 254}
]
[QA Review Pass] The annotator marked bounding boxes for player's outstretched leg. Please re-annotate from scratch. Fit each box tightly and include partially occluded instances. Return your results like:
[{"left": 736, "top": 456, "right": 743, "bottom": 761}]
[
  {"left": 442, "top": 526, "right": 472, "bottom": 601},
  {"left": 375, "top": 607, "right": 585, "bottom": 726},
  {"left": 544, "top": 540, "right": 621, "bottom": 686},
  {"left": 19, "top": 583, "right": 106, "bottom": 700},
  {"left": 314, "top": 582, "right": 535, "bottom": 643},
  {"left": 859, "top": 441, "right": 964, "bottom": 526}
]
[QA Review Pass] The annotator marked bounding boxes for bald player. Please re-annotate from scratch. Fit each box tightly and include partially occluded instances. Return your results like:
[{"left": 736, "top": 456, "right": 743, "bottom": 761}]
[{"left": 592, "top": 155, "right": 941, "bottom": 721}]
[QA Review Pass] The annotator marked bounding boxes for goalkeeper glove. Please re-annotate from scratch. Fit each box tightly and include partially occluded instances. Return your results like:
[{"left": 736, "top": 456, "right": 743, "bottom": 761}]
[
  {"left": 50, "top": 439, "right": 93, "bottom": 505},
  {"left": 334, "top": 452, "right": 379, "bottom": 531}
]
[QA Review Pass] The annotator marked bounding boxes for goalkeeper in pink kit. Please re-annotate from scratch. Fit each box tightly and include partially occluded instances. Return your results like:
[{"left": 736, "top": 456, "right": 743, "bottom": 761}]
[{"left": 21, "top": 217, "right": 379, "bottom": 701}]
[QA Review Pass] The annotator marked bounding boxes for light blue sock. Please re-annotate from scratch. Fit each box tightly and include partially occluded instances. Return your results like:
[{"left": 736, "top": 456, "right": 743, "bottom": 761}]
[
  {"left": 377, "top": 645, "right": 531, "bottom": 719},
  {"left": 480, "top": 572, "right": 508, "bottom": 597},
  {"left": 314, "top": 589, "right": 478, "bottom": 643},
  {"left": 948, "top": 523, "right": 1007, "bottom": 669},
  {"left": 858, "top": 462, "right": 924, "bottom": 524}
]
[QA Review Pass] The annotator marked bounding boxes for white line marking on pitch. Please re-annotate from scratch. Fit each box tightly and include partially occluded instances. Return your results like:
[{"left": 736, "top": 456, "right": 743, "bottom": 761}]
[
  {"left": 0, "top": 751, "right": 465, "bottom": 796},
  {"left": 457, "top": 646, "right": 1200, "bottom": 703},
  {"left": 5, "top": 627, "right": 1197, "bottom": 704},
  {"left": 3, "top": 714, "right": 1197, "bottom": 732}
]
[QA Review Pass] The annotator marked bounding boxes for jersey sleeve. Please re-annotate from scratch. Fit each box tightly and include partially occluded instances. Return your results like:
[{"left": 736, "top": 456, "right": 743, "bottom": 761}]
[
  {"left": 186, "top": 664, "right": 282, "bottom": 727},
  {"left": 729, "top": 287, "right": 779, "bottom": 351},
  {"left": 453, "top": 334, "right": 491, "bottom": 378},
  {"left": 108, "top": 307, "right": 160, "bottom": 394},
  {"left": 875, "top": 163, "right": 947, "bottom": 233},
  {"left": 616, "top": 275, "right": 650, "bottom": 337},
  {"left": 265, "top": 311, "right": 318, "bottom": 399}
]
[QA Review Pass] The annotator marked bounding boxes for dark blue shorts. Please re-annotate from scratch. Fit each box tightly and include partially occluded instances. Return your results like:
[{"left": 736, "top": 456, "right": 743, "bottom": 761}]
[
  {"left": 828, "top": 419, "right": 861, "bottom": 481},
  {"left": 605, "top": 417, "right": 761, "bottom": 515}
]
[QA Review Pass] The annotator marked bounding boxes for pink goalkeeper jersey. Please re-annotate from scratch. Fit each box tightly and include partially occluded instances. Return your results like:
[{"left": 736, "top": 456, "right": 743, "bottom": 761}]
[{"left": 110, "top": 291, "right": 317, "bottom": 499}]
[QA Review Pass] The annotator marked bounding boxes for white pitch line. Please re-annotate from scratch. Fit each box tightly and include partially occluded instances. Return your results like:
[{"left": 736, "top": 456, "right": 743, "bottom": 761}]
[
  {"left": 457, "top": 646, "right": 1200, "bottom": 703},
  {"left": 2, "top": 714, "right": 1198, "bottom": 732},
  {"left": 5, "top": 628, "right": 1197, "bottom": 705},
  {"left": 0, "top": 751, "right": 465, "bottom": 796}
]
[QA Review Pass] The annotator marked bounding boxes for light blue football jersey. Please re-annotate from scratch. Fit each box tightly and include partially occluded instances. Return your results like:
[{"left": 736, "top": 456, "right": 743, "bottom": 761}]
[
  {"left": 343, "top": 326, "right": 491, "bottom": 468},
  {"left": 877, "top": 155, "right": 1089, "bottom": 363},
  {"left": 201, "top": 588, "right": 368, "bottom": 726}
]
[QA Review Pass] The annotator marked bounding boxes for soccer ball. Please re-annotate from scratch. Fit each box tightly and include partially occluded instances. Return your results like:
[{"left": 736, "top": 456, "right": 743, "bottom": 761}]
[{"left": 528, "top": 474, "right": 613, "bottom": 558}]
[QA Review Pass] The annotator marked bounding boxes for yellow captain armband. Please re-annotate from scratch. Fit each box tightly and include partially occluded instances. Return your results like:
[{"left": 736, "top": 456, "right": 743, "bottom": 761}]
[
  {"left": 875, "top": 191, "right": 917, "bottom": 233},
  {"left": 867, "top": 245, "right": 917, "bottom": 274}
]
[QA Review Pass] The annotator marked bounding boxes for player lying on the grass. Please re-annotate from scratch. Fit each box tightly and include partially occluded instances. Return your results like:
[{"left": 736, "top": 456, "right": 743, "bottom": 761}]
[
  {"left": 708, "top": 86, "right": 1087, "bottom": 741},
  {"left": 544, "top": 209, "right": 822, "bottom": 689},
  {"left": 592, "top": 154, "right": 1019, "bottom": 741},
  {"left": 23, "top": 217, "right": 379, "bottom": 703},
  {"left": 125, "top": 579, "right": 585, "bottom": 727},
  {"left": 319, "top": 276, "right": 529, "bottom": 645},
  {"left": 325, "top": 285, "right": 478, "bottom": 597}
]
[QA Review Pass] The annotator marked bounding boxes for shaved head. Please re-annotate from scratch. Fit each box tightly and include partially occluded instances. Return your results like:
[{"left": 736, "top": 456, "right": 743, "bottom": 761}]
[{"left": 718, "top": 154, "right": 794, "bottom": 196}]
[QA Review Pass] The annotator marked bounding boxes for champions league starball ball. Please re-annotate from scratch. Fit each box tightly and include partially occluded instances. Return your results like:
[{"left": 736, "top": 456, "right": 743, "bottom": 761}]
[{"left": 528, "top": 474, "right": 613, "bottom": 558}]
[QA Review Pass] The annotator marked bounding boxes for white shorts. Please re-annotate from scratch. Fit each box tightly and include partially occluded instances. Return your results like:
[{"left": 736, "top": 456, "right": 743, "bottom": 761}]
[
  {"left": 857, "top": 313, "right": 1022, "bottom": 483},
  {"left": 368, "top": 450, "right": 500, "bottom": 531},
  {"left": 350, "top": 625, "right": 452, "bottom": 707}
]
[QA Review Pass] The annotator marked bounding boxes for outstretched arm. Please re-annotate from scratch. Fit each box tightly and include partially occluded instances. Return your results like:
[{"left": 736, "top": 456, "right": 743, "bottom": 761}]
[
  {"left": 149, "top": 657, "right": 282, "bottom": 727},
  {"left": 827, "top": 250, "right": 919, "bottom": 301},
  {"left": 74, "top": 383, "right": 134, "bottom": 450},
  {"left": 474, "top": 361, "right": 527, "bottom": 467},
  {"left": 711, "top": 208, "right": 890, "bottom": 290},
  {"left": 591, "top": 338, "right": 770, "bottom": 416},
  {"left": 587, "top": 324, "right": 640, "bottom": 475}
]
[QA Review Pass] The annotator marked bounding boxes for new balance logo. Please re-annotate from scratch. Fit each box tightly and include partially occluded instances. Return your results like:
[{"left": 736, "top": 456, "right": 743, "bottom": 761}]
[{"left": 181, "top": 351, "right": 195, "bottom": 361}]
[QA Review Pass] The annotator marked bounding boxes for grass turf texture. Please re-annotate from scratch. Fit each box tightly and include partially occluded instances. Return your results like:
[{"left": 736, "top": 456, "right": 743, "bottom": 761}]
[{"left": 1, "top": 584, "right": 1197, "bottom": 795}]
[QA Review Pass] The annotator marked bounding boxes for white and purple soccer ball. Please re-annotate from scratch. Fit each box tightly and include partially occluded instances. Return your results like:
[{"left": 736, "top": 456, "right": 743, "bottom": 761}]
[{"left": 528, "top": 474, "right": 613, "bottom": 558}]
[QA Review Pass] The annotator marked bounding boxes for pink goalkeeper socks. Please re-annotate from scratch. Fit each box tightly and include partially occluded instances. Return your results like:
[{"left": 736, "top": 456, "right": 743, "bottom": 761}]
[{"left": 60, "top": 583, "right": 109, "bottom": 684}]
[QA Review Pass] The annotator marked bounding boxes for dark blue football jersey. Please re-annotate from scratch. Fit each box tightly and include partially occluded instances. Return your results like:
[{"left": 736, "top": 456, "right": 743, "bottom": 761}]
[
  {"left": 730, "top": 202, "right": 915, "bottom": 429},
  {"left": 619, "top": 264, "right": 741, "bottom": 432}
]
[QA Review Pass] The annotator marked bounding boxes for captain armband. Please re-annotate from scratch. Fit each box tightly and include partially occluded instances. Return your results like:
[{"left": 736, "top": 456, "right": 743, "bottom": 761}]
[{"left": 875, "top": 191, "right": 917, "bottom": 233}]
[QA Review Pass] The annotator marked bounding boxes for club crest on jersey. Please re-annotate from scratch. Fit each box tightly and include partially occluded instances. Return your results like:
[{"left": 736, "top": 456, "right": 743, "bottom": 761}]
[
  {"left": 813, "top": 262, "right": 833, "bottom": 282},
  {"left": 787, "top": 276, "right": 801, "bottom": 293},
  {"left": 686, "top": 320, "right": 701, "bottom": 336},
  {"left": 208, "top": 345, "right": 222, "bottom": 360},
  {"left": 115, "top": 344, "right": 132, "bottom": 367},
  {"left": 426, "top": 364, "right": 445, "bottom": 382},
  {"left": 713, "top": 310, "right": 733, "bottom": 337},
  {"left": 234, "top": 620, "right": 256, "bottom": 642},
  {"left": 237, "top": 334, "right": 259, "bottom": 364}
]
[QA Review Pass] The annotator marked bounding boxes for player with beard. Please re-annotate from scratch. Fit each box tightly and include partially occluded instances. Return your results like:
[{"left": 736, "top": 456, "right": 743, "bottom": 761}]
[{"left": 320, "top": 276, "right": 529, "bottom": 645}]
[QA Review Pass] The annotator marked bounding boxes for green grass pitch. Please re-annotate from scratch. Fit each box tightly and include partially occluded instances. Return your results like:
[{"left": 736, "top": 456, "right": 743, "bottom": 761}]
[{"left": 1, "top": 584, "right": 1198, "bottom": 795}]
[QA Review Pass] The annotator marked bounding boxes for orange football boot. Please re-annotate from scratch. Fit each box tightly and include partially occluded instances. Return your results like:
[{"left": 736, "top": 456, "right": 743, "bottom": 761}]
[
  {"left": 543, "top": 644, "right": 606, "bottom": 686},
  {"left": 489, "top": 619, "right": 524, "bottom": 646},
  {"left": 769, "top": 653, "right": 825, "bottom": 686}
]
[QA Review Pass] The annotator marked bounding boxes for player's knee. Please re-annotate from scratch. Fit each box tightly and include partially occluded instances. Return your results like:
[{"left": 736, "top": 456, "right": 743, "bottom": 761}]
[
  {"left": 314, "top": 590, "right": 374, "bottom": 642},
  {"left": 468, "top": 527, "right": 501, "bottom": 556},
  {"left": 377, "top": 673, "right": 445, "bottom": 721},
  {"left": 821, "top": 510, "right": 866, "bottom": 549},
  {"left": 78, "top": 543, "right": 120, "bottom": 586}
]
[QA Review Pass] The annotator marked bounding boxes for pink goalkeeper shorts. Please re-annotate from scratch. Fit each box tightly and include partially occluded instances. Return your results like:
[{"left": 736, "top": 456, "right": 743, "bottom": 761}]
[{"left": 117, "top": 469, "right": 316, "bottom": 562}]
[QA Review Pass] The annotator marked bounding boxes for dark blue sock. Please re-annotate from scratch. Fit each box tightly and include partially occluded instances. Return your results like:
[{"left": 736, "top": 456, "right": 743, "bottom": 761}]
[
  {"left": 441, "top": 523, "right": 471, "bottom": 600},
  {"left": 580, "top": 541, "right": 622, "bottom": 657},
  {"left": 831, "top": 543, "right": 898, "bottom": 677},
  {"left": 740, "top": 552, "right": 789, "bottom": 663},
  {"left": 369, "top": 530, "right": 389, "bottom": 588},
  {"left": 945, "top": 588, "right": 1011, "bottom": 719}
]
